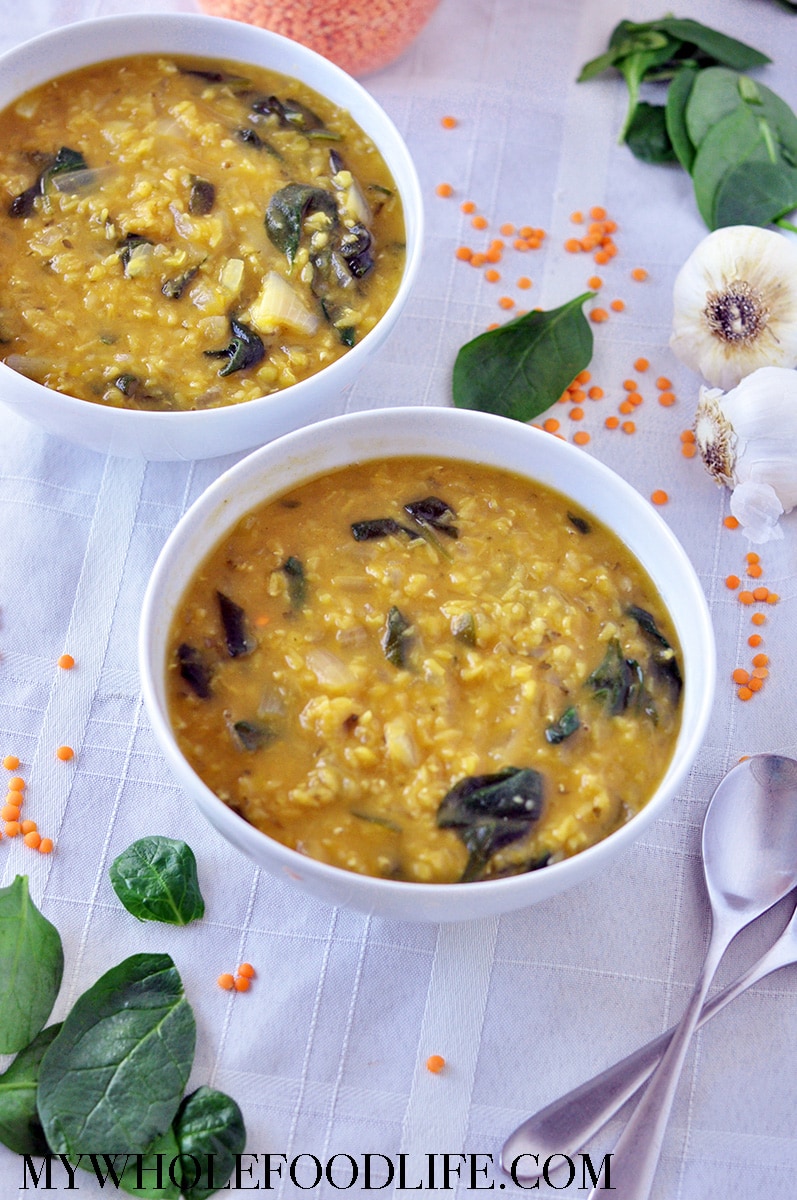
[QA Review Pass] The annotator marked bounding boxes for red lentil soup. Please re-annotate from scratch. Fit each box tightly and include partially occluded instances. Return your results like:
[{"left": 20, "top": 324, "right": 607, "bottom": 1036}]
[{"left": 166, "top": 457, "right": 683, "bottom": 883}]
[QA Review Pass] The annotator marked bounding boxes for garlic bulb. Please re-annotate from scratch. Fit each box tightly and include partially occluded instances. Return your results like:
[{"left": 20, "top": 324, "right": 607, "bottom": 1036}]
[
  {"left": 671, "top": 226, "right": 797, "bottom": 389},
  {"left": 695, "top": 366, "right": 797, "bottom": 542}
]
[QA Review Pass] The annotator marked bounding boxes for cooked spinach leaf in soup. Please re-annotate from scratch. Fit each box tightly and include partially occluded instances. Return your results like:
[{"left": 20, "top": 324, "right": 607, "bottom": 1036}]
[
  {"left": 166, "top": 458, "right": 683, "bottom": 884},
  {"left": 0, "top": 55, "right": 405, "bottom": 411}
]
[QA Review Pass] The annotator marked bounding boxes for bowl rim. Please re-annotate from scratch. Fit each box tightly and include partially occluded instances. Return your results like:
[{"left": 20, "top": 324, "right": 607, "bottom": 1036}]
[
  {"left": 0, "top": 12, "right": 424, "bottom": 454},
  {"left": 138, "top": 405, "right": 717, "bottom": 915}
]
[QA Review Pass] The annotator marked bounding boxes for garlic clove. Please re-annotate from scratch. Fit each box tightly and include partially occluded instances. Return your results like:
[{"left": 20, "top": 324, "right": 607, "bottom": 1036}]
[
  {"left": 729, "top": 481, "right": 784, "bottom": 544},
  {"left": 671, "top": 225, "right": 797, "bottom": 389},
  {"left": 695, "top": 366, "right": 797, "bottom": 541}
]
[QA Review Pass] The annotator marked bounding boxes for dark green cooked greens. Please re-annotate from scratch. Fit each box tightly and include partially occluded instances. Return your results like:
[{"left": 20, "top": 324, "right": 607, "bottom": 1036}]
[{"left": 437, "top": 767, "right": 546, "bottom": 883}]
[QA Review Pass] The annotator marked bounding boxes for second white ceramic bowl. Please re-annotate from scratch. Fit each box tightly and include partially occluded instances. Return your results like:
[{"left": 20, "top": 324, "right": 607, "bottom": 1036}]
[
  {"left": 0, "top": 13, "right": 423, "bottom": 460},
  {"left": 139, "top": 406, "right": 716, "bottom": 921}
]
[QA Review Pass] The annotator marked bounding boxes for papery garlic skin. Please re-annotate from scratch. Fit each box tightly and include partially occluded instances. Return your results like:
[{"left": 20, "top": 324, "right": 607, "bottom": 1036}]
[
  {"left": 671, "top": 226, "right": 797, "bottom": 390},
  {"left": 695, "top": 366, "right": 797, "bottom": 542}
]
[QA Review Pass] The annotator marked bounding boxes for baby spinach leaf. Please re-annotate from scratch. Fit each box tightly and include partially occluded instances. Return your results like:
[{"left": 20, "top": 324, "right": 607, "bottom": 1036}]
[
  {"left": 665, "top": 65, "right": 699, "bottom": 171},
  {"left": 437, "top": 767, "right": 545, "bottom": 883},
  {"left": 109, "top": 837, "right": 205, "bottom": 926},
  {"left": 112, "top": 1128, "right": 182, "bottom": 1200},
  {"left": 0, "top": 1023, "right": 61, "bottom": 1155},
  {"left": 452, "top": 293, "right": 595, "bottom": 423},
  {"left": 38, "top": 952, "right": 196, "bottom": 1156},
  {"left": 684, "top": 66, "right": 746, "bottom": 146},
  {"left": 652, "top": 18, "right": 770, "bottom": 71},
  {"left": 625, "top": 102, "right": 677, "bottom": 163},
  {"left": 691, "top": 105, "right": 771, "bottom": 227},
  {"left": 713, "top": 159, "right": 797, "bottom": 229},
  {"left": 0, "top": 875, "right": 64, "bottom": 1054},
  {"left": 174, "top": 1086, "right": 246, "bottom": 1200}
]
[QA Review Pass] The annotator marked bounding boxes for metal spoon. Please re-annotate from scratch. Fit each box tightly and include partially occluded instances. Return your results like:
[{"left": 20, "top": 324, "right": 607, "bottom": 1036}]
[
  {"left": 502, "top": 754, "right": 797, "bottom": 1196},
  {"left": 502, "top": 896, "right": 797, "bottom": 1181}
]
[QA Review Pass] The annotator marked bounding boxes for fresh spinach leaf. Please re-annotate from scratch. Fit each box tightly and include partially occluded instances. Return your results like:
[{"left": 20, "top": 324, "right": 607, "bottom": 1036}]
[
  {"left": 0, "top": 1023, "right": 61, "bottom": 1154},
  {"left": 665, "top": 65, "right": 699, "bottom": 171},
  {"left": 452, "top": 293, "right": 595, "bottom": 423},
  {"left": 713, "top": 158, "right": 797, "bottom": 228},
  {"left": 691, "top": 105, "right": 772, "bottom": 228},
  {"left": 37, "top": 952, "right": 196, "bottom": 1156},
  {"left": 625, "top": 102, "right": 678, "bottom": 163},
  {"left": 115, "top": 1127, "right": 182, "bottom": 1200},
  {"left": 437, "top": 767, "right": 545, "bottom": 883},
  {"left": 109, "top": 837, "right": 205, "bottom": 926},
  {"left": 0, "top": 875, "right": 64, "bottom": 1054},
  {"left": 174, "top": 1086, "right": 246, "bottom": 1200},
  {"left": 615, "top": 34, "right": 684, "bottom": 142},
  {"left": 652, "top": 18, "right": 770, "bottom": 71}
]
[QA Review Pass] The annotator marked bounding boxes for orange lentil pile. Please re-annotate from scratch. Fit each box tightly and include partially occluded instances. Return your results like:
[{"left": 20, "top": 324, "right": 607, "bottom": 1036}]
[
  {"left": 218, "top": 962, "right": 257, "bottom": 992},
  {"left": 723, "top": 549, "right": 778, "bottom": 701},
  {"left": 0, "top": 762, "right": 53, "bottom": 853}
]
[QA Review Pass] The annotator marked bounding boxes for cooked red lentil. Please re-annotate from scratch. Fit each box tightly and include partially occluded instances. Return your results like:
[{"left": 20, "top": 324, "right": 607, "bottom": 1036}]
[
  {"left": 166, "top": 458, "right": 683, "bottom": 884},
  {"left": 0, "top": 54, "right": 405, "bottom": 411}
]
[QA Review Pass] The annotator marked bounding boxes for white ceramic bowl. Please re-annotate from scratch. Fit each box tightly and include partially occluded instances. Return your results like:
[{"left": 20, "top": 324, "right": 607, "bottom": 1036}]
[
  {"left": 139, "top": 407, "right": 716, "bottom": 922},
  {"left": 0, "top": 14, "right": 423, "bottom": 460}
]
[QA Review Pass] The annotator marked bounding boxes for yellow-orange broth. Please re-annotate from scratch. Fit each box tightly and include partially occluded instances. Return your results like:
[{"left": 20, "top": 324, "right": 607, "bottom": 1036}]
[
  {"left": 0, "top": 55, "right": 405, "bottom": 410},
  {"left": 166, "top": 458, "right": 683, "bottom": 883}
]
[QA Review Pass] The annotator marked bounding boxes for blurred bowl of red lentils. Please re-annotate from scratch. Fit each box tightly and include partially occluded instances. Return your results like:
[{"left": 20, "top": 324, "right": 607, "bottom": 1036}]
[
  {"left": 196, "top": 0, "right": 443, "bottom": 76},
  {"left": 0, "top": 12, "right": 423, "bottom": 460}
]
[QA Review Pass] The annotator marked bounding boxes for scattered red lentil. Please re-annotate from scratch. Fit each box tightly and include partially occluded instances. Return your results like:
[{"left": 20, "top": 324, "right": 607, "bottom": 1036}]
[
  {"left": 655, "top": 376, "right": 672, "bottom": 391},
  {"left": 725, "top": 575, "right": 740, "bottom": 589},
  {"left": 681, "top": 443, "right": 697, "bottom": 458},
  {"left": 435, "top": 182, "right": 453, "bottom": 198},
  {"left": 570, "top": 211, "right": 584, "bottom": 224},
  {"left": 237, "top": 962, "right": 256, "bottom": 979},
  {"left": 441, "top": 116, "right": 457, "bottom": 129},
  {"left": 3, "top": 755, "right": 20, "bottom": 771},
  {"left": 517, "top": 276, "right": 532, "bottom": 289},
  {"left": 738, "top": 591, "right": 755, "bottom": 605},
  {"left": 5, "top": 822, "right": 20, "bottom": 838},
  {"left": 753, "top": 586, "right": 770, "bottom": 601},
  {"left": 7, "top": 777, "right": 24, "bottom": 792},
  {"left": 543, "top": 418, "right": 560, "bottom": 433},
  {"left": 631, "top": 267, "right": 648, "bottom": 281},
  {"left": 484, "top": 268, "right": 500, "bottom": 282},
  {"left": 217, "top": 973, "right": 235, "bottom": 991},
  {"left": 737, "top": 686, "right": 753, "bottom": 701},
  {"left": 588, "top": 385, "right": 604, "bottom": 400},
  {"left": 621, "top": 420, "right": 636, "bottom": 434},
  {"left": 751, "top": 612, "right": 767, "bottom": 626},
  {"left": 233, "top": 976, "right": 251, "bottom": 993},
  {"left": 605, "top": 415, "right": 620, "bottom": 429},
  {"left": 651, "top": 490, "right": 668, "bottom": 505},
  {"left": 590, "top": 307, "right": 609, "bottom": 323},
  {"left": 498, "top": 296, "right": 515, "bottom": 310},
  {"left": 426, "top": 1055, "right": 446, "bottom": 1074},
  {"left": 56, "top": 746, "right": 74, "bottom": 762},
  {"left": 57, "top": 653, "right": 75, "bottom": 669},
  {"left": 460, "top": 200, "right": 476, "bottom": 214},
  {"left": 1, "top": 804, "right": 21, "bottom": 822},
  {"left": 455, "top": 246, "right": 472, "bottom": 261},
  {"left": 622, "top": 379, "right": 638, "bottom": 392},
  {"left": 38, "top": 837, "right": 53, "bottom": 855},
  {"left": 588, "top": 275, "right": 603, "bottom": 289},
  {"left": 573, "top": 430, "right": 591, "bottom": 445},
  {"left": 471, "top": 215, "right": 488, "bottom": 230},
  {"left": 748, "top": 633, "right": 763, "bottom": 647},
  {"left": 24, "top": 831, "right": 41, "bottom": 850},
  {"left": 732, "top": 668, "right": 750, "bottom": 685},
  {"left": 658, "top": 391, "right": 676, "bottom": 407},
  {"left": 634, "top": 357, "right": 649, "bottom": 372},
  {"left": 569, "top": 407, "right": 584, "bottom": 421},
  {"left": 610, "top": 299, "right": 625, "bottom": 312},
  {"left": 723, "top": 515, "right": 740, "bottom": 529},
  {"left": 20, "top": 819, "right": 36, "bottom": 834}
]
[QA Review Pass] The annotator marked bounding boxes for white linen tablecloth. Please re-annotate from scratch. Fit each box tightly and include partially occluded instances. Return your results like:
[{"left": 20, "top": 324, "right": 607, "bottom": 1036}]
[{"left": 2, "top": 0, "right": 797, "bottom": 1196}]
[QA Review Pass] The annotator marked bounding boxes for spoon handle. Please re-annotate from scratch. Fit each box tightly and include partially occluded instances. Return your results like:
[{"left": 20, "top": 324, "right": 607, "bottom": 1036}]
[
  {"left": 584, "top": 926, "right": 729, "bottom": 1200},
  {"left": 501, "top": 915, "right": 796, "bottom": 1180}
]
